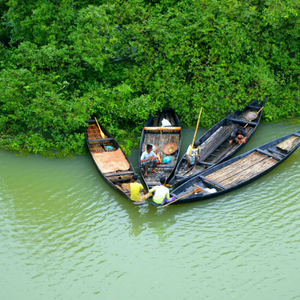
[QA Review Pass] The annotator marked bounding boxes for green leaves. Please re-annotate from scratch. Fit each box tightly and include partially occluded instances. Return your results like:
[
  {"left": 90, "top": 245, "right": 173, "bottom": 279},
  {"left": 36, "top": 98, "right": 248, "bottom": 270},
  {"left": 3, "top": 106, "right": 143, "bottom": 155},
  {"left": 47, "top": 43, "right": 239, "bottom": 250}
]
[{"left": 0, "top": 0, "right": 300, "bottom": 156}]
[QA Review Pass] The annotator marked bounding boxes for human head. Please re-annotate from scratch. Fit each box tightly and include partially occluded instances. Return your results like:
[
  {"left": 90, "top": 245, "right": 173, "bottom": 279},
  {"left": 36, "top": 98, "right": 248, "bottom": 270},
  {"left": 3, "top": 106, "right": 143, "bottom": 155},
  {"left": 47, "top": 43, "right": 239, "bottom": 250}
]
[
  {"left": 237, "top": 134, "right": 243, "bottom": 140},
  {"left": 146, "top": 144, "right": 153, "bottom": 152},
  {"left": 160, "top": 176, "right": 166, "bottom": 185},
  {"left": 193, "top": 140, "right": 200, "bottom": 148},
  {"left": 132, "top": 174, "right": 138, "bottom": 181}
]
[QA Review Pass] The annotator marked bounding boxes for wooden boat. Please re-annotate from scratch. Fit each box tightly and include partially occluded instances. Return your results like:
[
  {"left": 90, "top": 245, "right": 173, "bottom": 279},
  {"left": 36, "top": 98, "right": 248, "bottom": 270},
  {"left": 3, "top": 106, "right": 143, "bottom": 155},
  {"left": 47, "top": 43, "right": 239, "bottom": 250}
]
[
  {"left": 168, "top": 100, "right": 264, "bottom": 187},
  {"left": 165, "top": 130, "right": 300, "bottom": 205},
  {"left": 139, "top": 108, "right": 182, "bottom": 189},
  {"left": 85, "top": 118, "right": 144, "bottom": 205}
]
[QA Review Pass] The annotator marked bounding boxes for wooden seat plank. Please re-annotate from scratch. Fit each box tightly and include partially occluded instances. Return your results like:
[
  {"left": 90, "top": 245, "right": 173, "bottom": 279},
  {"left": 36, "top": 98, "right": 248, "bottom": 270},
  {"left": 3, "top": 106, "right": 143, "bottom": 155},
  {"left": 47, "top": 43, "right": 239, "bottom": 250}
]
[
  {"left": 88, "top": 138, "right": 114, "bottom": 143},
  {"left": 199, "top": 175, "right": 227, "bottom": 190},
  {"left": 105, "top": 171, "right": 134, "bottom": 177}
]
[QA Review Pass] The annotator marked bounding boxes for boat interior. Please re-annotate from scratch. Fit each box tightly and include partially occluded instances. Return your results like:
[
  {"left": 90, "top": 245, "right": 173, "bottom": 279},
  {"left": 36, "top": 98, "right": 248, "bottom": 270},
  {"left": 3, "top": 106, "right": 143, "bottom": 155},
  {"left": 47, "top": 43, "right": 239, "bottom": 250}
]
[
  {"left": 141, "top": 111, "right": 181, "bottom": 188},
  {"left": 172, "top": 108, "right": 262, "bottom": 186},
  {"left": 87, "top": 122, "right": 134, "bottom": 198}
]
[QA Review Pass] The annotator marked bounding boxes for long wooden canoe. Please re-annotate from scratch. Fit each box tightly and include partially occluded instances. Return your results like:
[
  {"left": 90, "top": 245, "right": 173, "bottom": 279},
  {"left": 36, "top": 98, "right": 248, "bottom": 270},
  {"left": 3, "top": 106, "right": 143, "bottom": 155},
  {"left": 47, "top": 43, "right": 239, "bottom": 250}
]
[
  {"left": 139, "top": 108, "right": 182, "bottom": 189},
  {"left": 85, "top": 118, "right": 144, "bottom": 205},
  {"left": 168, "top": 100, "right": 264, "bottom": 187},
  {"left": 166, "top": 130, "right": 300, "bottom": 205}
]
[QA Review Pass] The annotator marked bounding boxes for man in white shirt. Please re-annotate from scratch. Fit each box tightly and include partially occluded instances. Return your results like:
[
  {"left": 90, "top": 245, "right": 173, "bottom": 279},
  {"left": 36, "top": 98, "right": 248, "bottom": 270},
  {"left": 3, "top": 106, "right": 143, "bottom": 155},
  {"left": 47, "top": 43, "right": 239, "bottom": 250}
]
[{"left": 140, "top": 144, "right": 160, "bottom": 177}]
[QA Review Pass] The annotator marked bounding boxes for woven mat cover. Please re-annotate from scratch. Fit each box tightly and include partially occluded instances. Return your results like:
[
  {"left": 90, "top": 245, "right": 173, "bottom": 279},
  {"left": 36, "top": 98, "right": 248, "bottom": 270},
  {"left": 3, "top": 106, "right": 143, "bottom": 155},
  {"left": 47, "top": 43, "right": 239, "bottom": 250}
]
[
  {"left": 277, "top": 136, "right": 300, "bottom": 151},
  {"left": 92, "top": 148, "right": 130, "bottom": 173}
]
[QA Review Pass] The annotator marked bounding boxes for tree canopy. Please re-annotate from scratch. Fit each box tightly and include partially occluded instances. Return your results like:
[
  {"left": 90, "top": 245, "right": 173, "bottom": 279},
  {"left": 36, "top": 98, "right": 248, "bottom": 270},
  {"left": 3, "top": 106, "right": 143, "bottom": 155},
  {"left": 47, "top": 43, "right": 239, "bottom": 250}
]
[{"left": 0, "top": 0, "right": 300, "bottom": 156}]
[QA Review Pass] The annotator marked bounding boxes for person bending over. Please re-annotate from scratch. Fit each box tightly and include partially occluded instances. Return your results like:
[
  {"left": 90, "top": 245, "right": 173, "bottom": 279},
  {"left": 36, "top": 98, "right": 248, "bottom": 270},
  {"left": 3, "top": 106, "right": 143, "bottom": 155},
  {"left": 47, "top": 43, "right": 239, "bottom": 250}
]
[{"left": 229, "top": 128, "right": 248, "bottom": 145}]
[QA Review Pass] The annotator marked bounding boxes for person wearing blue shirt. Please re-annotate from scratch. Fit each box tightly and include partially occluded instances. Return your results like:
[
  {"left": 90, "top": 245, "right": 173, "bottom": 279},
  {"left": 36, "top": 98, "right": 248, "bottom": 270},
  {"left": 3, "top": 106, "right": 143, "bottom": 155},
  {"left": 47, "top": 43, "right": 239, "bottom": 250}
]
[
  {"left": 229, "top": 127, "right": 248, "bottom": 145},
  {"left": 140, "top": 144, "right": 160, "bottom": 177}
]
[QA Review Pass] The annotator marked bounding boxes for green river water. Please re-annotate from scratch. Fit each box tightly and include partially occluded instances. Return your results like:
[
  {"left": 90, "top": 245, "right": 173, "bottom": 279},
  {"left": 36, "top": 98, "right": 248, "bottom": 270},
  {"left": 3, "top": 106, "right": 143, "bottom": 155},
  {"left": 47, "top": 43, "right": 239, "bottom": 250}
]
[{"left": 1, "top": 122, "right": 300, "bottom": 300}]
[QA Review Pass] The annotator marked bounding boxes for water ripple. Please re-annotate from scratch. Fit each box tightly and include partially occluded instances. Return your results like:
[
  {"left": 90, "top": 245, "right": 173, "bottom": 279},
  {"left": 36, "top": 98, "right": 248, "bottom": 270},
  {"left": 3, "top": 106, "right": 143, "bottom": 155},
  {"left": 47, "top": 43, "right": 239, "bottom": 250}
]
[{"left": 1, "top": 128, "right": 300, "bottom": 300}]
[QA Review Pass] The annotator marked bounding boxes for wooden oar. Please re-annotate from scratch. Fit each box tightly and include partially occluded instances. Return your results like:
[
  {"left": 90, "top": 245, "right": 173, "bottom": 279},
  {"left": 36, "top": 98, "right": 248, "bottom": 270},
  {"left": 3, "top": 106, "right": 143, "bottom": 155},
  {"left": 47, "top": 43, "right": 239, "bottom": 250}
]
[
  {"left": 189, "top": 107, "right": 203, "bottom": 158},
  {"left": 244, "top": 106, "right": 264, "bottom": 128},
  {"left": 94, "top": 117, "right": 106, "bottom": 139},
  {"left": 162, "top": 187, "right": 203, "bottom": 207}
]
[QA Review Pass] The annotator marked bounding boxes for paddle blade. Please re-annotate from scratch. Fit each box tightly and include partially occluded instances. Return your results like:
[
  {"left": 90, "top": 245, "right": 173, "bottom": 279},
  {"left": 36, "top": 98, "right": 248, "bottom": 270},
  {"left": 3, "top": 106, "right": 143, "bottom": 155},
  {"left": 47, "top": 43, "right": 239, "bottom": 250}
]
[{"left": 194, "top": 187, "right": 203, "bottom": 193}]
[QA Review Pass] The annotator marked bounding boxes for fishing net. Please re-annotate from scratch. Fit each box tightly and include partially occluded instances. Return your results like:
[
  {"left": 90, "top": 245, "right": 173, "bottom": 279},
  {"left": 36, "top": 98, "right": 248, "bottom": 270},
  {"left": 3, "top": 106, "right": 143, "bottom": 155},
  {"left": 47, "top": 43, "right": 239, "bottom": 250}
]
[{"left": 242, "top": 111, "right": 258, "bottom": 121}]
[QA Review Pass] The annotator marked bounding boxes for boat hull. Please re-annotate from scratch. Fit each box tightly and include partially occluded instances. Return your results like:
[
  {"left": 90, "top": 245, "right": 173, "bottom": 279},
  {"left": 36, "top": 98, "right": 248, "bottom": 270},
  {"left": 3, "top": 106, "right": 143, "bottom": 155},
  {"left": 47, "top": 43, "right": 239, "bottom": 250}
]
[
  {"left": 169, "top": 100, "right": 264, "bottom": 187},
  {"left": 85, "top": 119, "right": 143, "bottom": 204},
  {"left": 168, "top": 130, "right": 300, "bottom": 205},
  {"left": 139, "top": 108, "right": 182, "bottom": 190}
]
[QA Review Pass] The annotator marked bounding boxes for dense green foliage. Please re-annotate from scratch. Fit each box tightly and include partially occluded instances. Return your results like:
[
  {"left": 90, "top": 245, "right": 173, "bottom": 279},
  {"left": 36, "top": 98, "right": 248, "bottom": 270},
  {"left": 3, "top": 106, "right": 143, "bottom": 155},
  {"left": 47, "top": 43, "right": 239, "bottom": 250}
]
[{"left": 0, "top": 0, "right": 300, "bottom": 156}]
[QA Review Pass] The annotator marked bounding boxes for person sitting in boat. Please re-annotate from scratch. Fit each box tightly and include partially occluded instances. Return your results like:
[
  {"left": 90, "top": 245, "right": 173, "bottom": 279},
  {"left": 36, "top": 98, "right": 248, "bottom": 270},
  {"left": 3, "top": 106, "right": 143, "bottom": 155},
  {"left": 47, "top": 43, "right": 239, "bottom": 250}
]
[
  {"left": 185, "top": 141, "right": 201, "bottom": 171},
  {"left": 149, "top": 176, "right": 175, "bottom": 205},
  {"left": 130, "top": 174, "right": 147, "bottom": 202},
  {"left": 140, "top": 144, "right": 160, "bottom": 177},
  {"left": 229, "top": 127, "right": 248, "bottom": 145},
  {"left": 161, "top": 118, "right": 171, "bottom": 127}
]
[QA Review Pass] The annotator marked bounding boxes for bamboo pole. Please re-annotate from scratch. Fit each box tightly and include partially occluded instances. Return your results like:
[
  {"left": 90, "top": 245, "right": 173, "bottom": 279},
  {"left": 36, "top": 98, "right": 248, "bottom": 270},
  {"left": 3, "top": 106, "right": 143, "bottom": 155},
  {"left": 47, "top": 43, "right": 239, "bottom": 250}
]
[{"left": 189, "top": 107, "right": 203, "bottom": 158}]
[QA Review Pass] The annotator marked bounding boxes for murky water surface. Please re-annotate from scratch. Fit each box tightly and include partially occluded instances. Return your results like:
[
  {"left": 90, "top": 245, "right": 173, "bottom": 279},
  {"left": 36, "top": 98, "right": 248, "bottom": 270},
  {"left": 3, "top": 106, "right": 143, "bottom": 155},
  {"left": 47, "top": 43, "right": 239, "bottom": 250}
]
[{"left": 1, "top": 122, "right": 300, "bottom": 300}]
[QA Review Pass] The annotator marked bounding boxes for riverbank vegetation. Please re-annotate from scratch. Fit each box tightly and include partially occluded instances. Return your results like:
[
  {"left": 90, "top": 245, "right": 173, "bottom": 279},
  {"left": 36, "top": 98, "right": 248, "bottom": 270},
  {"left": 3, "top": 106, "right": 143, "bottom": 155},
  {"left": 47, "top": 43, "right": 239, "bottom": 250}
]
[{"left": 0, "top": 0, "right": 299, "bottom": 156}]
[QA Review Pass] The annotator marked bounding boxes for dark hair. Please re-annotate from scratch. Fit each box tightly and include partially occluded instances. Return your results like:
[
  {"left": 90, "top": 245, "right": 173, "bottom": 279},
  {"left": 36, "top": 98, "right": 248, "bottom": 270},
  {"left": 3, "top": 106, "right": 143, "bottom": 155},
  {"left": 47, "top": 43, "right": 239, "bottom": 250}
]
[
  {"left": 146, "top": 144, "right": 153, "bottom": 151},
  {"left": 194, "top": 140, "right": 200, "bottom": 147},
  {"left": 132, "top": 174, "right": 138, "bottom": 181},
  {"left": 160, "top": 176, "right": 166, "bottom": 184}
]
